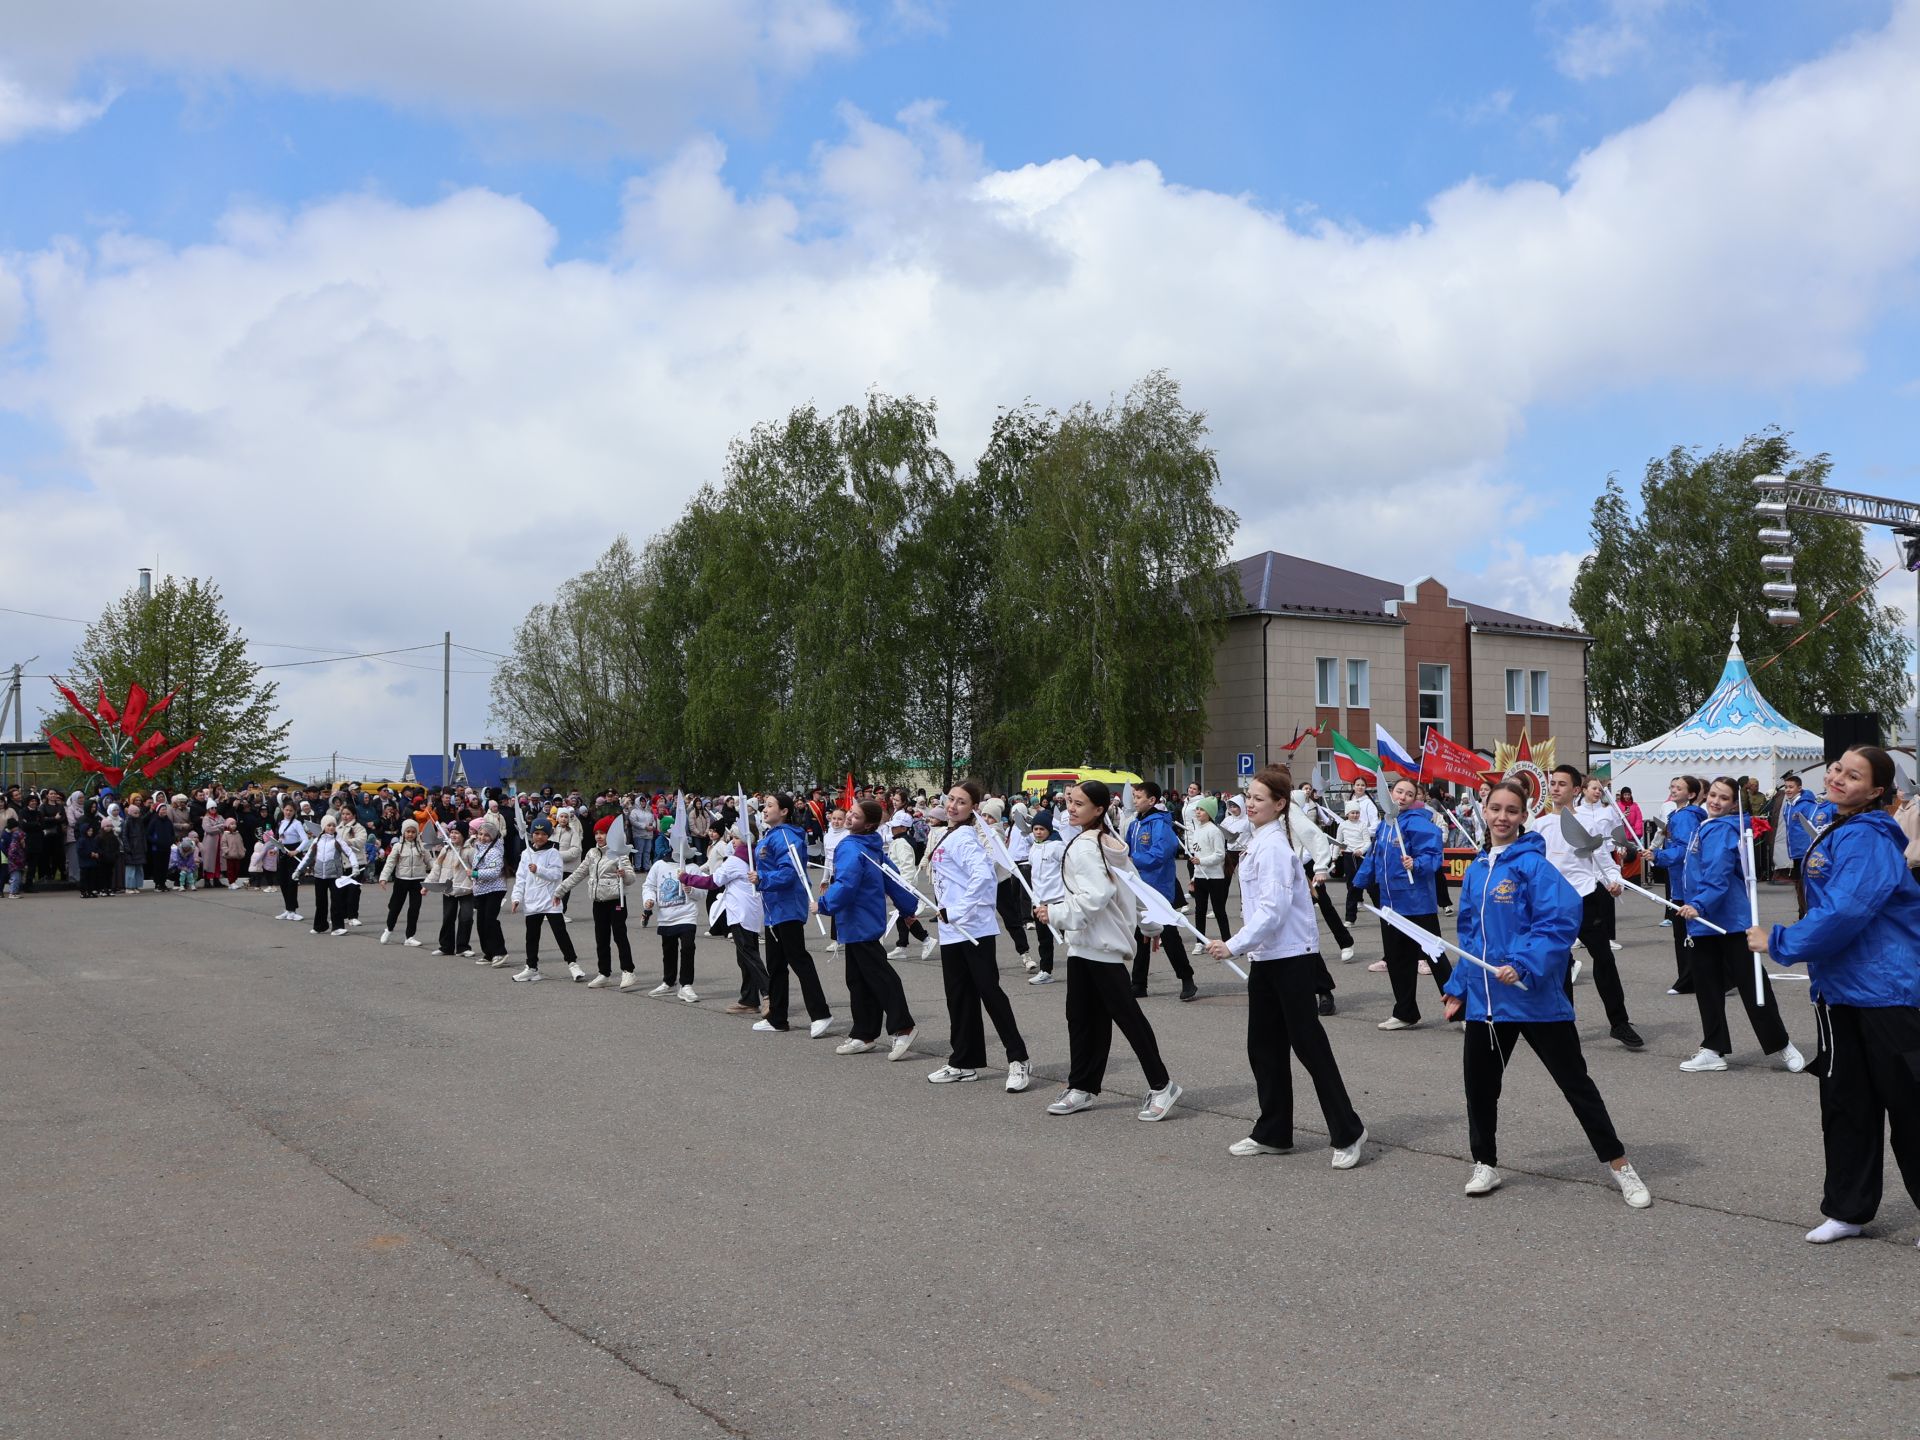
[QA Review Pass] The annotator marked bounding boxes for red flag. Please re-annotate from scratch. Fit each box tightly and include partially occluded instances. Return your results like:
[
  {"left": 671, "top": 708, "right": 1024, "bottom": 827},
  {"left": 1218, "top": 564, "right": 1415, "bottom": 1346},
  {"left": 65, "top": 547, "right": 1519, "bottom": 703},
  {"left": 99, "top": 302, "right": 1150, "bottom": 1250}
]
[
  {"left": 120, "top": 682, "right": 150, "bottom": 736},
  {"left": 43, "top": 729, "right": 77, "bottom": 761},
  {"left": 146, "top": 690, "right": 176, "bottom": 724},
  {"left": 55, "top": 682, "right": 100, "bottom": 733},
  {"left": 130, "top": 730, "right": 168, "bottom": 763},
  {"left": 141, "top": 733, "right": 200, "bottom": 778},
  {"left": 841, "top": 772, "right": 855, "bottom": 812},
  {"left": 1418, "top": 729, "right": 1489, "bottom": 788},
  {"left": 1281, "top": 723, "right": 1322, "bottom": 753},
  {"left": 95, "top": 682, "right": 119, "bottom": 726}
]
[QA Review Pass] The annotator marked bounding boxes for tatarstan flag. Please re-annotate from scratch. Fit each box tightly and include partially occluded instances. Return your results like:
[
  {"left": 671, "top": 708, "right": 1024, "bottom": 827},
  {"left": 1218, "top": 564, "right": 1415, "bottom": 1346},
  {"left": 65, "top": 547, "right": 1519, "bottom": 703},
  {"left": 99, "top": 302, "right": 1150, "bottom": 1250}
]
[{"left": 1327, "top": 729, "right": 1380, "bottom": 784}]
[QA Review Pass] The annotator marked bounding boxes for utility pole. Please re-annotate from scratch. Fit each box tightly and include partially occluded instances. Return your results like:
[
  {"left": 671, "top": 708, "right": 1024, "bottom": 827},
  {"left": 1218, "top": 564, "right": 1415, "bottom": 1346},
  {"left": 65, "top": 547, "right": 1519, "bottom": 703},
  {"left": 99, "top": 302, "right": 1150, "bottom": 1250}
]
[
  {"left": 330, "top": 752, "right": 337, "bottom": 789},
  {"left": 2, "top": 658, "right": 36, "bottom": 790},
  {"left": 442, "top": 631, "right": 452, "bottom": 795}
]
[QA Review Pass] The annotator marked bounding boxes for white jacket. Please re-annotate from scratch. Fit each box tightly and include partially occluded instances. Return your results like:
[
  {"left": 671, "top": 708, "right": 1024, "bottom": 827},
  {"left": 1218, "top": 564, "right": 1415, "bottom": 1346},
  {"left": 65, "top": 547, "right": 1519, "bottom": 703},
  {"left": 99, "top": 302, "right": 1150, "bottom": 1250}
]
[
  {"left": 705, "top": 852, "right": 763, "bottom": 933},
  {"left": 1527, "top": 809, "right": 1621, "bottom": 898},
  {"left": 510, "top": 845, "right": 565, "bottom": 915},
  {"left": 1220, "top": 810, "right": 1252, "bottom": 853},
  {"left": 1228, "top": 821, "right": 1320, "bottom": 961},
  {"left": 1049, "top": 830, "right": 1139, "bottom": 964},
  {"left": 930, "top": 822, "right": 999, "bottom": 944},
  {"left": 560, "top": 847, "right": 635, "bottom": 905},
  {"left": 1028, "top": 837, "right": 1067, "bottom": 904},
  {"left": 1185, "top": 822, "right": 1226, "bottom": 880},
  {"left": 1285, "top": 804, "right": 1336, "bottom": 875},
  {"left": 641, "top": 859, "right": 697, "bottom": 927},
  {"left": 1335, "top": 817, "right": 1372, "bottom": 855}
]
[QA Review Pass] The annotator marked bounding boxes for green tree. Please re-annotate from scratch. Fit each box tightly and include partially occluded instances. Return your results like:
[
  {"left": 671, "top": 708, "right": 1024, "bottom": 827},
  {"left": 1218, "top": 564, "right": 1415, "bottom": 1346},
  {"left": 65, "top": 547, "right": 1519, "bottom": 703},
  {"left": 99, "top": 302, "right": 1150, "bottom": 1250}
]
[
  {"left": 46, "top": 576, "right": 290, "bottom": 788},
  {"left": 1570, "top": 429, "right": 1911, "bottom": 743}
]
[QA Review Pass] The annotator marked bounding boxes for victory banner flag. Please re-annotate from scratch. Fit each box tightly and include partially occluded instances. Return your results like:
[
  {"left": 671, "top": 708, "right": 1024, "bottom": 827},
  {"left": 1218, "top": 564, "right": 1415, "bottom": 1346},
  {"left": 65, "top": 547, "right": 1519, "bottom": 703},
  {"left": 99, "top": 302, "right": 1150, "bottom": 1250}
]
[
  {"left": 1375, "top": 725, "right": 1420, "bottom": 779},
  {"left": 1419, "top": 728, "right": 1489, "bottom": 788},
  {"left": 1327, "top": 729, "right": 1380, "bottom": 784}
]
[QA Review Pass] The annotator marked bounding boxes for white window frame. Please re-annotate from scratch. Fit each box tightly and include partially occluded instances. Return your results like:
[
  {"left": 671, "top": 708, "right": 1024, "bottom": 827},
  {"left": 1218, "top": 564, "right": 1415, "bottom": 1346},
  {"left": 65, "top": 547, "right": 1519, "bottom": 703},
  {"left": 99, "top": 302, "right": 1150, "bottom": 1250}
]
[
  {"left": 1314, "top": 747, "right": 1336, "bottom": 793},
  {"left": 1418, "top": 663, "right": 1451, "bottom": 737},
  {"left": 1529, "top": 669, "right": 1550, "bottom": 715},
  {"left": 1505, "top": 668, "right": 1525, "bottom": 715},
  {"left": 1345, "top": 658, "right": 1370, "bottom": 710},
  {"left": 1315, "top": 657, "right": 1338, "bottom": 708},
  {"left": 1188, "top": 753, "right": 1203, "bottom": 793}
]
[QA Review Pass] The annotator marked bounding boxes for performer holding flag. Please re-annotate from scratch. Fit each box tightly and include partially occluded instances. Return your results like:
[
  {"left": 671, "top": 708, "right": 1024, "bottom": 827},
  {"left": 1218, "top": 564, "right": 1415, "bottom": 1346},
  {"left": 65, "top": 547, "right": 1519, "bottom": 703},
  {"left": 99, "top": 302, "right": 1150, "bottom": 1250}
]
[
  {"left": 1352, "top": 777, "right": 1449, "bottom": 1030},
  {"left": 748, "top": 792, "right": 836, "bottom": 1037},
  {"left": 1674, "top": 777, "right": 1806, "bottom": 1075},
  {"left": 1652, "top": 776, "right": 1708, "bottom": 994},
  {"left": 1126, "top": 781, "right": 1198, "bottom": 1001},
  {"left": 1205, "top": 766, "right": 1367, "bottom": 1167},
  {"left": 925, "top": 779, "right": 1033, "bottom": 1091},
  {"left": 817, "top": 799, "right": 920, "bottom": 1060},
  {"left": 1748, "top": 744, "right": 1920, "bottom": 1246},
  {"left": 1442, "top": 779, "right": 1654, "bottom": 1208},
  {"left": 1530, "top": 765, "right": 1643, "bottom": 1049}
]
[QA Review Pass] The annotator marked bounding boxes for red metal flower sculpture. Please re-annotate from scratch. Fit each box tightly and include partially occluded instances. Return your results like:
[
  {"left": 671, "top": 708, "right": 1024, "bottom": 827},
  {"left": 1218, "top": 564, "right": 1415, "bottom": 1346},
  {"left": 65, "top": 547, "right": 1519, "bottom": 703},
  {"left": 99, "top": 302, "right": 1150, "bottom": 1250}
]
[{"left": 43, "top": 680, "right": 201, "bottom": 789}]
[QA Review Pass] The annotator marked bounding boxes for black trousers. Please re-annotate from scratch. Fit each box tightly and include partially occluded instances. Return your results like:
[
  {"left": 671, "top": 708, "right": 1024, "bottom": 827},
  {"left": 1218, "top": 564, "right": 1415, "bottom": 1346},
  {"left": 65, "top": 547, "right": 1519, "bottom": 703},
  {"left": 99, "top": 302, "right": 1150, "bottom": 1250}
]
[
  {"left": 994, "top": 876, "right": 1030, "bottom": 956},
  {"left": 474, "top": 890, "right": 506, "bottom": 958},
  {"left": 338, "top": 881, "right": 361, "bottom": 922},
  {"left": 385, "top": 878, "right": 424, "bottom": 937},
  {"left": 1463, "top": 1019, "right": 1625, "bottom": 1168},
  {"left": 656, "top": 921, "right": 693, "bottom": 983},
  {"left": 1817, "top": 1003, "right": 1920, "bottom": 1225},
  {"left": 439, "top": 893, "right": 474, "bottom": 953},
  {"left": 1668, "top": 874, "right": 1693, "bottom": 990},
  {"left": 524, "top": 912, "right": 576, "bottom": 968},
  {"left": 1191, "top": 876, "right": 1230, "bottom": 938},
  {"left": 310, "top": 879, "right": 335, "bottom": 932},
  {"left": 1435, "top": 868, "right": 1453, "bottom": 908},
  {"left": 1383, "top": 911, "right": 1451, "bottom": 1023},
  {"left": 1131, "top": 925, "right": 1194, "bottom": 990},
  {"left": 1066, "top": 955, "right": 1169, "bottom": 1094},
  {"left": 733, "top": 927, "right": 769, "bottom": 1006},
  {"left": 765, "top": 918, "right": 830, "bottom": 1028},
  {"left": 1247, "top": 954, "right": 1364, "bottom": 1149},
  {"left": 277, "top": 855, "right": 300, "bottom": 912},
  {"left": 582, "top": 898, "right": 632, "bottom": 973},
  {"left": 894, "top": 911, "right": 929, "bottom": 945},
  {"left": 941, "top": 936, "right": 1028, "bottom": 1068},
  {"left": 1307, "top": 866, "right": 1352, "bottom": 950},
  {"left": 1571, "top": 888, "right": 1630, "bottom": 1027},
  {"left": 1690, "top": 932, "right": 1789, "bottom": 1056},
  {"left": 845, "top": 938, "right": 913, "bottom": 1040},
  {"left": 1034, "top": 919, "right": 1056, "bottom": 973},
  {"left": 1340, "top": 854, "right": 1365, "bottom": 922}
]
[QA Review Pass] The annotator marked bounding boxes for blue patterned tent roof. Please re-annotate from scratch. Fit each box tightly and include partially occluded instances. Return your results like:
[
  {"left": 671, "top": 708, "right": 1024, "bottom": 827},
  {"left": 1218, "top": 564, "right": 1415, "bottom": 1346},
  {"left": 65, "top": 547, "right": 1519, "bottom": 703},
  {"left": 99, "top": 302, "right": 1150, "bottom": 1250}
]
[{"left": 1615, "top": 628, "right": 1823, "bottom": 764}]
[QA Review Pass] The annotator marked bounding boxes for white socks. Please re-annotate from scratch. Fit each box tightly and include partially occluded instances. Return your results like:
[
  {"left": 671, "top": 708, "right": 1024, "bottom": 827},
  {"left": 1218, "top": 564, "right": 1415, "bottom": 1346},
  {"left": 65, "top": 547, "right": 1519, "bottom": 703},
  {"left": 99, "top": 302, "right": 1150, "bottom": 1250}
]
[{"left": 1805, "top": 1218, "right": 1863, "bottom": 1244}]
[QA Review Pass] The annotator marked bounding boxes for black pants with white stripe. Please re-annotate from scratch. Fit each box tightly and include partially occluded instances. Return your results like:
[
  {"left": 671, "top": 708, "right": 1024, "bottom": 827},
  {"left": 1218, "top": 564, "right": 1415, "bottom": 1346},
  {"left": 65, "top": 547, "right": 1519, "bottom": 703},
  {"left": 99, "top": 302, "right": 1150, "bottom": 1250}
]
[
  {"left": 1817, "top": 1002, "right": 1920, "bottom": 1225},
  {"left": 1463, "top": 1019, "right": 1624, "bottom": 1168}
]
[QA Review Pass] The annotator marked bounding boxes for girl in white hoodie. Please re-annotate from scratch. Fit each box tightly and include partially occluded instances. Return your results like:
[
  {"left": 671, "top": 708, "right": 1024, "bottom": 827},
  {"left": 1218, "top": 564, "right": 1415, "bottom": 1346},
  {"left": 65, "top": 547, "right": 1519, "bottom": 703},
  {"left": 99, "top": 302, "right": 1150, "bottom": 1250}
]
[
  {"left": 1036, "top": 780, "right": 1180, "bottom": 1121},
  {"left": 509, "top": 817, "right": 582, "bottom": 982}
]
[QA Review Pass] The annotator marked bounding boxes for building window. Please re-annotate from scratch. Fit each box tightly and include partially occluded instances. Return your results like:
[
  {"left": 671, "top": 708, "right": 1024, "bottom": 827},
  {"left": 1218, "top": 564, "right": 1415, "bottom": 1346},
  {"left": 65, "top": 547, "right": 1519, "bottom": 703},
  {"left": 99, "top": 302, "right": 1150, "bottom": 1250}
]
[
  {"left": 1418, "top": 663, "right": 1451, "bottom": 736},
  {"left": 1315, "top": 747, "right": 1336, "bottom": 792},
  {"left": 1505, "top": 668, "right": 1524, "bottom": 715},
  {"left": 1346, "top": 658, "right": 1370, "bottom": 709},
  {"left": 1314, "top": 657, "right": 1337, "bottom": 707},
  {"left": 1529, "top": 670, "right": 1550, "bottom": 715},
  {"left": 1188, "top": 752, "right": 1203, "bottom": 792}
]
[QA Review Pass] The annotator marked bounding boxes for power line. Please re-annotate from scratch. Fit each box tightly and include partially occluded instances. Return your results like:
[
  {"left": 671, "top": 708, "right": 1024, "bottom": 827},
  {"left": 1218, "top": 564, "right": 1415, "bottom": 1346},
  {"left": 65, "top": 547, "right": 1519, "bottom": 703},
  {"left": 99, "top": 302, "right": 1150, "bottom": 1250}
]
[{"left": 257, "top": 645, "right": 443, "bottom": 669}]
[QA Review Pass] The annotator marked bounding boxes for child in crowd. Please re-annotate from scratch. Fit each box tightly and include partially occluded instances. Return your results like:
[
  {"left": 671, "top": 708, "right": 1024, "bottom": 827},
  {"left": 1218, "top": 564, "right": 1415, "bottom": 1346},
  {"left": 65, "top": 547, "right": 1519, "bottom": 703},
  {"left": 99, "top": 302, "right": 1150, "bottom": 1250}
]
[{"left": 171, "top": 834, "right": 198, "bottom": 891}]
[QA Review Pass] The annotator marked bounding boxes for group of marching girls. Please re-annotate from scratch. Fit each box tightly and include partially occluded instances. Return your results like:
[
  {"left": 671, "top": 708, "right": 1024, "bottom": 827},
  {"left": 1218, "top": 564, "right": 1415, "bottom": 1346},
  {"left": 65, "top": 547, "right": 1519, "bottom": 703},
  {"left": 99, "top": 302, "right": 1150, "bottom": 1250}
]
[{"left": 251, "top": 752, "right": 1920, "bottom": 1244}]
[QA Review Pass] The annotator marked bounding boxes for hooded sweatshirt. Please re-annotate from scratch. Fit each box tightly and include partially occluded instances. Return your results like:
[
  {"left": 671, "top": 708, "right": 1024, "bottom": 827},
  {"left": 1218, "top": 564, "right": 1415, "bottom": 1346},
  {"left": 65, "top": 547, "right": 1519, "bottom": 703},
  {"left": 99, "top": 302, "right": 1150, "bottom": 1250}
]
[
  {"left": 1049, "top": 829, "right": 1140, "bottom": 964},
  {"left": 1445, "top": 830, "right": 1582, "bottom": 1024},
  {"left": 818, "top": 830, "right": 920, "bottom": 945},
  {"left": 754, "top": 822, "right": 813, "bottom": 927},
  {"left": 1352, "top": 806, "right": 1443, "bottom": 915},
  {"left": 1769, "top": 807, "right": 1920, "bottom": 1008}
]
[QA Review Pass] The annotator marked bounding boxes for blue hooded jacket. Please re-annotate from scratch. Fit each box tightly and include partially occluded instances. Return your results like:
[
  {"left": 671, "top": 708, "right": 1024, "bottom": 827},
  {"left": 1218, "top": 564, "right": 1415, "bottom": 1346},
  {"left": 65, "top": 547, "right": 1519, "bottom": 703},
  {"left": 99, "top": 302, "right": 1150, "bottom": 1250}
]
[
  {"left": 1444, "top": 829, "right": 1581, "bottom": 1023},
  {"left": 1352, "top": 806, "right": 1443, "bottom": 916},
  {"left": 1779, "top": 793, "right": 1820, "bottom": 861},
  {"left": 1653, "top": 803, "right": 1705, "bottom": 889},
  {"left": 1769, "top": 807, "right": 1920, "bottom": 1008},
  {"left": 754, "top": 822, "right": 813, "bottom": 927},
  {"left": 817, "top": 830, "right": 920, "bottom": 944},
  {"left": 1125, "top": 807, "right": 1180, "bottom": 901},
  {"left": 1679, "top": 812, "right": 1752, "bottom": 938}
]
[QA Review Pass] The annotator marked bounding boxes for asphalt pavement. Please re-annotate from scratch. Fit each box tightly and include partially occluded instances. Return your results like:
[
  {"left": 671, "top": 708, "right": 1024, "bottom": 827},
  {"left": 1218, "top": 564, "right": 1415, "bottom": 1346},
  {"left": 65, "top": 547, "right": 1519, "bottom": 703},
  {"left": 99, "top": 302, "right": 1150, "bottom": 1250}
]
[{"left": 2, "top": 876, "right": 1916, "bottom": 1439}]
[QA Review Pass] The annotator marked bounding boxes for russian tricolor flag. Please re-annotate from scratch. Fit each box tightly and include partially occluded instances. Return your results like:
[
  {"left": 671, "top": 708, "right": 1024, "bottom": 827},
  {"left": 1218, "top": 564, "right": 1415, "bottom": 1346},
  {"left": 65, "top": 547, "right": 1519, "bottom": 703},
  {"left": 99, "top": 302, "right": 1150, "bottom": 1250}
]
[{"left": 1375, "top": 724, "right": 1420, "bottom": 779}]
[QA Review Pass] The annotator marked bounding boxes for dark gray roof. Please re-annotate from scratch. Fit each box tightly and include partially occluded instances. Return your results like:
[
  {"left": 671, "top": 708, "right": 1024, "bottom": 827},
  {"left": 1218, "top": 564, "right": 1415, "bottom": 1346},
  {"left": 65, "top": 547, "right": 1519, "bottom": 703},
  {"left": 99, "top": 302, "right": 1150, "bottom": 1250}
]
[{"left": 1232, "top": 551, "right": 1588, "bottom": 640}]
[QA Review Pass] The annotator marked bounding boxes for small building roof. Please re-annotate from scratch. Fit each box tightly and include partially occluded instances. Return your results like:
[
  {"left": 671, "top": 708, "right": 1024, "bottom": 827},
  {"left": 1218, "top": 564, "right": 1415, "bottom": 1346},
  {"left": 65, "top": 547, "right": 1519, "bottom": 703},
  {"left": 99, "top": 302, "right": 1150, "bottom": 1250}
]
[{"left": 1231, "top": 551, "right": 1588, "bottom": 639}]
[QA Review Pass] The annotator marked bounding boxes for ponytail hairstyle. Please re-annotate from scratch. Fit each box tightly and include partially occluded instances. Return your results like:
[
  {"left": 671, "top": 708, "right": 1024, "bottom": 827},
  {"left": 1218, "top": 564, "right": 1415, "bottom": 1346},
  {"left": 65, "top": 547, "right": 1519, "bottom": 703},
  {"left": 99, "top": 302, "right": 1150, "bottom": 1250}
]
[
  {"left": 1075, "top": 778, "right": 1112, "bottom": 812},
  {"left": 1249, "top": 765, "right": 1293, "bottom": 809},
  {"left": 854, "top": 797, "right": 883, "bottom": 828},
  {"left": 1845, "top": 744, "right": 1895, "bottom": 811},
  {"left": 1706, "top": 776, "right": 1740, "bottom": 807},
  {"left": 767, "top": 791, "right": 797, "bottom": 826},
  {"left": 1677, "top": 775, "right": 1703, "bottom": 800},
  {"left": 946, "top": 777, "right": 985, "bottom": 827}
]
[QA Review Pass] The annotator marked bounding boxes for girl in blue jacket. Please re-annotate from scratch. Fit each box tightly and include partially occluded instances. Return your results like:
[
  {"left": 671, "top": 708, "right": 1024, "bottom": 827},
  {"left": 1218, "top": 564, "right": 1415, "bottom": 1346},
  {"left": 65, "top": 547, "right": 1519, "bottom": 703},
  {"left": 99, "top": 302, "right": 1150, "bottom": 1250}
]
[
  {"left": 1750, "top": 744, "right": 1920, "bottom": 1245},
  {"left": 1675, "top": 777, "right": 1804, "bottom": 1075},
  {"left": 1353, "top": 778, "right": 1450, "bottom": 1029},
  {"left": 817, "top": 799, "right": 921, "bottom": 1060},
  {"left": 1442, "top": 779, "right": 1652, "bottom": 1208},
  {"left": 749, "top": 792, "right": 836, "bottom": 1037},
  {"left": 1652, "top": 775, "right": 1707, "bottom": 993}
]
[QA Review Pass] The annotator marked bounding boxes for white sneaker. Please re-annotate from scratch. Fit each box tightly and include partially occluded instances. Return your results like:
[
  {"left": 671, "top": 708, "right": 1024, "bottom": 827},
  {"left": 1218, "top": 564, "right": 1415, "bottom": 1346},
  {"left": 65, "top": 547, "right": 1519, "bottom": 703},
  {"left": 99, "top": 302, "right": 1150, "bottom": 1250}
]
[
  {"left": 287, "top": 914, "right": 302, "bottom": 923},
  {"left": 1339, "top": 945, "right": 1356, "bottom": 962},
  {"left": 586, "top": 975, "right": 610, "bottom": 988},
  {"left": 1029, "top": 971, "right": 1056, "bottom": 985},
  {"left": 825, "top": 942, "right": 840, "bottom": 954},
  {"left": 1006, "top": 1060, "right": 1033, "bottom": 1093},
  {"left": 1046, "top": 1088, "right": 1093, "bottom": 1115},
  {"left": 1612, "top": 1161, "right": 1652, "bottom": 1209},
  {"left": 649, "top": 982, "right": 674, "bottom": 997},
  {"left": 886, "top": 946, "right": 906, "bottom": 960},
  {"left": 809, "top": 1017, "right": 835, "bottom": 1039},
  {"left": 379, "top": 929, "right": 392, "bottom": 944},
  {"left": 346, "top": 918, "right": 363, "bottom": 927},
  {"left": 461, "top": 949, "right": 476, "bottom": 957},
  {"left": 1775, "top": 1042, "right": 1808, "bottom": 1073},
  {"left": 927, "top": 1064, "right": 977, "bottom": 1084},
  {"left": 677, "top": 985, "right": 699, "bottom": 1003},
  {"left": 1228, "top": 1137, "right": 1288, "bottom": 1156},
  {"left": 751, "top": 1019, "right": 779, "bottom": 1033},
  {"left": 1679, "top": 1048, "right": 1728, "bottom": 1072},
  {"left": 566, "top": 961, "right": 586, "bottom": 982},
  {"left": 403, "top": 936, "right": 422, "bottom": 948},
  {"left": 1137, "top": 1080, "right": 1180, "bottom": 1121},
  {"left": 489, "top": 955, "right": 511, "bottom": 968},
  {"left": 1464, "top": 1162, "right": 1502, "bottom": 1196},
  {"left": 429, "top": 949, "right": 446, "bottom": 956},
  {"left": 474, "top": 955, "right": 491, "bottom": 964},
  {"left": 1330, "top": 1128, "right": 1368, "bottom": 1169},
  {"left": 511, "top": 966, "right": 542, "bottom": 983},
  {"left": 1022, "top": 956, "right": 1038, "bottom": 973},
  {"left": 275, "top": 911, "right": 290, "bottom": 921},
  {"left": 919, "top": 937, "right": 937, "bottom": 961},
  {"left": 331, "top": 928, "right": 347, "bottom": 936},
  {"left": 1569, "top": 959, "right": 1584, "bottom": 985},
  {"left": 1377, "top": 1017, "right": 1417, "bottom": 1031},
  {"left": 835, "top": 1037, "right": 877, "bottom": 1054},
  {"left": 1806, "top": 1218, "right": 1864, "bottom": 1244},
  {"left": 619, "top": 972, "right": 639, "bottom": 990},
  {"left": 887, "top": 1029, "right": 916, "bottom": 1061},
  {"left": 1366, "top": 960, "right": 1388, "bottom": 973},
  {"left": 1610, "top": 939, "right": 1623, "bottom": 952}
]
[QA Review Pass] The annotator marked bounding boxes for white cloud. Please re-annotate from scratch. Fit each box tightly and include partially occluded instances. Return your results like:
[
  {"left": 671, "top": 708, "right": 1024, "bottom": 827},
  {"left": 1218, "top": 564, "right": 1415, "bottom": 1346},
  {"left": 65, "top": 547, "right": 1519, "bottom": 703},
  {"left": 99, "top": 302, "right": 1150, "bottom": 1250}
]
[
  {"left": 1553, "top": 0, "right": 1680, "bottom": 81},
  {"left": 5, "top": 2, "right": 1920, "bottom": 766},
  {"left": 0, "top": 68, "right": 112, "bottom": 144},
  {"left": 2, "top": 0, "right": 857, "bottom": 149}
]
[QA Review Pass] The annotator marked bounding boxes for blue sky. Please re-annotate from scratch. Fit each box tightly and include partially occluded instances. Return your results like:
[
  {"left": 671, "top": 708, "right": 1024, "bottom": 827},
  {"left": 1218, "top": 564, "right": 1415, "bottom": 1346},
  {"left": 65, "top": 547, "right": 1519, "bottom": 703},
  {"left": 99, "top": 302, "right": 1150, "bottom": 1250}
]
[{"left": 2, "top": 0, "right": 1917, "bottom": 770}]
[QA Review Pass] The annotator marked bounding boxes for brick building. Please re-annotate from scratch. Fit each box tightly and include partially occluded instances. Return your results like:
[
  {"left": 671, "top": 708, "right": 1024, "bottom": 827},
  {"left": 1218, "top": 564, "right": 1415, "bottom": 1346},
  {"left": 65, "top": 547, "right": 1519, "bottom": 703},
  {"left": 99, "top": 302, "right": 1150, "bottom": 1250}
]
[{"left": 1170, "top": 552, "right": 1591, "bottom": 795}]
